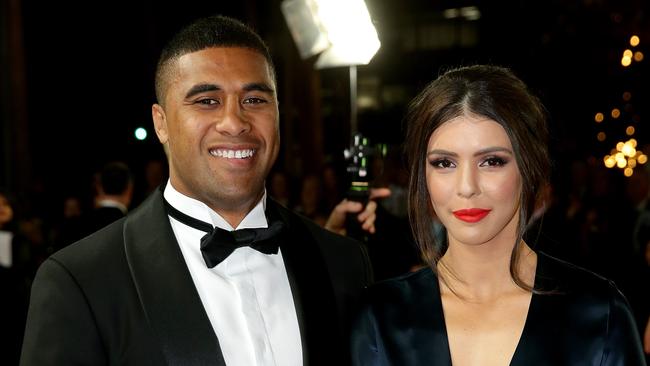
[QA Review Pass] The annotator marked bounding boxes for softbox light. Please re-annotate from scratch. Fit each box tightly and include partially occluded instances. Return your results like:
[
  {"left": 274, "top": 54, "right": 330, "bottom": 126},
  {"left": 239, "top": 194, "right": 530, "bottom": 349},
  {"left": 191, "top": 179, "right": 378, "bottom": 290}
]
[{"left": 281, "top": 0, "right": 381, "bottom": 69}]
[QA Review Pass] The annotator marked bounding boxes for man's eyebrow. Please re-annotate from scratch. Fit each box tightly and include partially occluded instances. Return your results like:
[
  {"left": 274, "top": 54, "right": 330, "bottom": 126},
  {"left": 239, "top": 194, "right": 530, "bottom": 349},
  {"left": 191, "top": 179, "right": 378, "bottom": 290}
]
[
  {"left": 184, "top": 82, "right": 275, "bottom": 99},
  {"left": 243, "top": 82, "right": 275, "bottom": 94},
  {"left": 184, "top": 83, "right": 221, "bottom": 99}
]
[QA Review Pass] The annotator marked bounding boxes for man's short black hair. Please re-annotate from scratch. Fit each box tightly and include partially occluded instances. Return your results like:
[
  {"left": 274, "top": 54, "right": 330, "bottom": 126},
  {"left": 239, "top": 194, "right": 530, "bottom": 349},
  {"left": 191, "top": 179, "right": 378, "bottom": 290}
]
[
  {"left": 100, "top": 162, "right": 132, "bottom": 196},
  {"left": 154, "top": 15, "right": 275, "bottom": 104}
]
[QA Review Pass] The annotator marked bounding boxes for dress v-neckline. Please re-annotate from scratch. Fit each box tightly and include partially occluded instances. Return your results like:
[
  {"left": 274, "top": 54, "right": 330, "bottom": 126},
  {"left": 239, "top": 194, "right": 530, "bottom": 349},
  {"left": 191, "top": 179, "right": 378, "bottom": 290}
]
[{"left": 434, "top": 257, "right": 542, "bottom": 366}]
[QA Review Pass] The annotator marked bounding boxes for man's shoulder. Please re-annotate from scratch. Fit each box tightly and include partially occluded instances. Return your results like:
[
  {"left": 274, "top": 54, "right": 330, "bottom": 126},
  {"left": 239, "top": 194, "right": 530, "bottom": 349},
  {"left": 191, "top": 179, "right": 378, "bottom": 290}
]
[
  {"left": 274, "top": 200, "right": 360, "bottom": 248},
  {"left": 52, "top": 217, "right": 127, "bottom": 269},
  {"left": 273, "top": 201, "right": 372, "bottom": 283}
]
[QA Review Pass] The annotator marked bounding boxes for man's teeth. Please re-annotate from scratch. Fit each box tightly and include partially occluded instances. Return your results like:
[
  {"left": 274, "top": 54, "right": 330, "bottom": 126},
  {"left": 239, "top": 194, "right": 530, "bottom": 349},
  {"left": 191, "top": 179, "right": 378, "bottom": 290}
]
[{"left": 210, "top": 149, "right": 255, "bottom": 159}]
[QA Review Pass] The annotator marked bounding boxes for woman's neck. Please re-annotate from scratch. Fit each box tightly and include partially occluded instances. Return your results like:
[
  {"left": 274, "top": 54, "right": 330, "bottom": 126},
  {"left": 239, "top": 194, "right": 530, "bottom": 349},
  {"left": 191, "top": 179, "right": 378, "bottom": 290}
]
[{"left": 438, "top": 240, "right": 536, "bottom": 302}]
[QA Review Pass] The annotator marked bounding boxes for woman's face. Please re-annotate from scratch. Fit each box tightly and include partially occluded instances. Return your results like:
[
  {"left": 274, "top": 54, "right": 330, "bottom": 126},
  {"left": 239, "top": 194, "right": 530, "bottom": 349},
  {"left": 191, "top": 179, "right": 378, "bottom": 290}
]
[
  {"left": 425, "top": 114, "right": 522, "bottom": 248},
  {"left": 0, "top": 194, "right": 14, "bottom": 227}
]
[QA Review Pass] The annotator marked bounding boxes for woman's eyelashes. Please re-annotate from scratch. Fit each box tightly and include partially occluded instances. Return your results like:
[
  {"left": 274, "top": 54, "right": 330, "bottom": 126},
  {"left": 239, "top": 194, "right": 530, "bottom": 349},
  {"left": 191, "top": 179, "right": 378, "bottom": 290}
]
[
  {"left": 428, "top": 155, "right": 509, "bottom": 169},
  {"left": 479, "top": 155, "right": 509, "bottom": 167},
  {"left": 429, "top": 157, "right": 456, "bottom": 169}
]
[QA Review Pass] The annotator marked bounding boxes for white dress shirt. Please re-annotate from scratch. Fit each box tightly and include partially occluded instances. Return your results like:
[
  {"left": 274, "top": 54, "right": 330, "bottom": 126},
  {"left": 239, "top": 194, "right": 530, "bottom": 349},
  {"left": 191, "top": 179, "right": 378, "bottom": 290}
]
[{"left": 164, "top": 182, "right": 302, "bottom": 366}]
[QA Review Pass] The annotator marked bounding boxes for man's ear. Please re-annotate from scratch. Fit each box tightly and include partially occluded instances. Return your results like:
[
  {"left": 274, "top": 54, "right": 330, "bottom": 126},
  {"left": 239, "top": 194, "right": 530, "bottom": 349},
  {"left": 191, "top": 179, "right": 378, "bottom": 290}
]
[{"left": 152, "top": 104, "right": 169, "bottom": 144}]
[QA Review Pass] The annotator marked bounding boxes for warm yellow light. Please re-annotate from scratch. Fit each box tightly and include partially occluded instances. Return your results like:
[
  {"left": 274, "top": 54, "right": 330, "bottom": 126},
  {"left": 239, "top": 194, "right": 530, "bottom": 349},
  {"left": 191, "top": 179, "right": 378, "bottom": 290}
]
[
  {"left": 616, "top": 142, "right": 625, "bottom": 151},
  {"left": 634, "top": 51, "right": 644, "bottom": 62},
  {"left": 597, "top": 132, "right": 606, "bottom": 141},
  {"left": 594, "top": 112, "right": 604, "bottom": 122},
  {"left": 626, "top": 126, "right": 635, "bottom": 135},
  {"left": 622, "top": 56, "right": 632, "bottom": 67},
  {"left": 628, "top": 159, "right": 637, "bottom": 168},
  {"left": 611, "top": 108, "right": 621, "bottom": 118},
  {"left": 623, "top": 91, "right": 632, "bottom": 101},
  {"left": 604, "top": 157, "right": 616, "bottom": 168},
  {"left": 624, "top": 167, "right": 634, "bottom": 177},
  {"left": 617, "top": 158, "right": 628, "bottom": 168},
  {"left": 611, "top": 148, "right": 618, "bottom": 155},
  {"left": 622, "top": 143, "right": 636, "bottom": 157},
  {"left": 630, "top": 35, "right": 640, "bottom": 47},
  {"left": 629, "top": 138, "right": 638, "bottom": 148},
  {"left": 639, "top": 154, "right": 648, "bottom": 164},
  {"left": 624, "top": 49, "right": 633, "bottom": 58}
]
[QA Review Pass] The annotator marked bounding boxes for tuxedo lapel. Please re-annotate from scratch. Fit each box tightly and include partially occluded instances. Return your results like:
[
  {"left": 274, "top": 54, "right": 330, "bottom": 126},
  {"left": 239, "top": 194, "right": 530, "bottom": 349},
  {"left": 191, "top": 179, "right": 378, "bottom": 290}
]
[
  {"left": 123, "top": 189, "right": 226, "bottom": 366},
  {"left": 269, "top": 200, "right": 343, "bottom": 365}
]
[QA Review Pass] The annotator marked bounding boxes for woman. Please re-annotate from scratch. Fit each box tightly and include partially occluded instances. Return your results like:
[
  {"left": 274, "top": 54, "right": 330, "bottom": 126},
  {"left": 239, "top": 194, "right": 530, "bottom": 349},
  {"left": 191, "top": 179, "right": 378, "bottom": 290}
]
[{"left": 351, "top": 65, "right": 645, "bottom": 365}]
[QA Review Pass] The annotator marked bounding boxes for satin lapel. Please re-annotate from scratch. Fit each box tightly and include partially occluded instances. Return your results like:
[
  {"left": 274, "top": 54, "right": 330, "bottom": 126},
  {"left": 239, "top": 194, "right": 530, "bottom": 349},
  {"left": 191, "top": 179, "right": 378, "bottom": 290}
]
[
  {"left": 510, "top": 252, "right": 560, "bottom": 365},
  {"left": 123, "top": 189, "right": 226, "bottom": 366},
  {"left": 425, "top": 273, "right": 453, "bottom": 365},
  {"left": 269, "top": 200, "right": 342, "bottom": 366}
]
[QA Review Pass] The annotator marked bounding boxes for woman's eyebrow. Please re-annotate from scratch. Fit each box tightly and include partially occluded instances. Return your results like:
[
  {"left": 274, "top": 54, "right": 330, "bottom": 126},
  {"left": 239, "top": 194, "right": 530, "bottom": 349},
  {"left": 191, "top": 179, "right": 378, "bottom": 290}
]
[
  {"left": 427, "top": 149, "right": 457, "bottom": 157},
  {"left": 474, "top": 147, "right": 513, "bottom": 156},
  {"left": 426, "top": 147, "right": 513, "bottom": 157}
]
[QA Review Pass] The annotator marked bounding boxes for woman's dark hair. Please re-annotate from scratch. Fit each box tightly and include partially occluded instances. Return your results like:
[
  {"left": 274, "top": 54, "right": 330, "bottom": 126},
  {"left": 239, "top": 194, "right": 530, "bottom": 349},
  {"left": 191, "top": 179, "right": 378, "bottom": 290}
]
[{"left": 404, "top": 65, "right": 550, "bottom": 291}]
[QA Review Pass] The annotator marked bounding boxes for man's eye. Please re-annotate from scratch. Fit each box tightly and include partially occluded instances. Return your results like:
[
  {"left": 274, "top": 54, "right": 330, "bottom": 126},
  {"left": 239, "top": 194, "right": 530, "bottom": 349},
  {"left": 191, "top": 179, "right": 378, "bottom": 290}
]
[
  {"left": 243, "top": 97, "right": 266, "bottom": 105},
  {"left": 196, "top": 98, "right": 218, "bottom": 105},
  {"left": 429, "top": 159, "right": 455, "bottom": 169},
  {"left": 480, "top": 156, "right": 507, "bottom": 167}
]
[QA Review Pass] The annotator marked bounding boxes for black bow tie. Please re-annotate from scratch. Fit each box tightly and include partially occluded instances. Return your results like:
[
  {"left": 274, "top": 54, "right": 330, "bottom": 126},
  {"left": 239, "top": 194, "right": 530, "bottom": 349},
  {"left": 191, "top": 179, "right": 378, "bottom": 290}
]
[{"left": 164, "top": 199, "right": 284, "bottom": 268}]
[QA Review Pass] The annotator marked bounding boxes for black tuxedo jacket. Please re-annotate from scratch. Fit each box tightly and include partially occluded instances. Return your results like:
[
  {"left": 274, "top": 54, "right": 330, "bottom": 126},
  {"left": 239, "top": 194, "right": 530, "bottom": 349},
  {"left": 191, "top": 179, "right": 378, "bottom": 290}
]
[
  {"left": 351, "top": 252, "right": 646, "bottom": 365},
  {"left": 20, "top": 189, "right": 372, "bottom": 365},
  {"left": 80, "top": 205, "right": 125, "bottom": 238}
]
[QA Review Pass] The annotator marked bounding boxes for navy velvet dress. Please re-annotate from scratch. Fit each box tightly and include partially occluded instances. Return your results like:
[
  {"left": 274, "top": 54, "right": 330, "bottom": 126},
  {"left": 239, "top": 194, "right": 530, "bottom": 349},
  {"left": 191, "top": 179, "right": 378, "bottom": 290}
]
[{"left": 351, "top": 252, "right": 646, "bottom": 365}]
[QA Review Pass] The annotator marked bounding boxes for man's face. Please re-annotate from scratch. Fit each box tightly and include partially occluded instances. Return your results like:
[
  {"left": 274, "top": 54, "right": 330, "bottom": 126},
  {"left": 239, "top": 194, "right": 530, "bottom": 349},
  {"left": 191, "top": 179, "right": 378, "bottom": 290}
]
[{"left": 153, "top": 47, "right": 279, "bottom": 222}]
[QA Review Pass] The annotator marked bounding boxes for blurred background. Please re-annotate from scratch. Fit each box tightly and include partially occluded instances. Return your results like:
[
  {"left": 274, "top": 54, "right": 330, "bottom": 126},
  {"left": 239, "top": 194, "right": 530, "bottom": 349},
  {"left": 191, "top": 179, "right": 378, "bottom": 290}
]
[
  {"left": 2, "top": 0, "right": 649, "bottom": 207},
  {"left": 1, "top": 0, "right": 649, "bottom": 362}
]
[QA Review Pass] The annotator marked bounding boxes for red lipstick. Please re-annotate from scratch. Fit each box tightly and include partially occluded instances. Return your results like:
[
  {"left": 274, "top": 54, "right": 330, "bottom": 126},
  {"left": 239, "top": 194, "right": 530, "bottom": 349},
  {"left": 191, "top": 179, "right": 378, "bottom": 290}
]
[{"left": 452, "top": 208, "right": 491, "bottom": 223}]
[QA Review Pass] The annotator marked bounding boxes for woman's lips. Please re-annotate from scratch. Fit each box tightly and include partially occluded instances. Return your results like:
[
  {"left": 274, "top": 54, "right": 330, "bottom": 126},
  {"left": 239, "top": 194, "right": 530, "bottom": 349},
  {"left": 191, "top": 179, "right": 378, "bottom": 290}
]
[{"left": 452, "top": 208, "right": 491, "bottom": 223}]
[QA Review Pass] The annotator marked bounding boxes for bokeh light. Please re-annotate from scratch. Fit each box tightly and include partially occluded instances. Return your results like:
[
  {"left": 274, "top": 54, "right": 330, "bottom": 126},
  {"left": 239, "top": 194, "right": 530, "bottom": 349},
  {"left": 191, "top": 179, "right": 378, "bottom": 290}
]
[{"left": 135, "top": 127, "right": 148, "bottom": 141}]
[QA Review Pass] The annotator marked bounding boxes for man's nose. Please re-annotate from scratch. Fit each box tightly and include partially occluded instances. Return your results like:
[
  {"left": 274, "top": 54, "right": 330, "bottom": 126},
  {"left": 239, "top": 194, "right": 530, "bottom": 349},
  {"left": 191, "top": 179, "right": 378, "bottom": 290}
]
[{"left": 215, "top": 97, "right": 251, "bottom": 136}]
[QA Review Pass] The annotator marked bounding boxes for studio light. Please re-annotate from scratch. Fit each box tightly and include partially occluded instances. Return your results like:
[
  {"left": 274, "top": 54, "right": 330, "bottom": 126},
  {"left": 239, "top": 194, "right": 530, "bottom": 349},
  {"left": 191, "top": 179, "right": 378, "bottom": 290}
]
[{"left": 281, "top": 0, "right": 381, "bottom": 69}]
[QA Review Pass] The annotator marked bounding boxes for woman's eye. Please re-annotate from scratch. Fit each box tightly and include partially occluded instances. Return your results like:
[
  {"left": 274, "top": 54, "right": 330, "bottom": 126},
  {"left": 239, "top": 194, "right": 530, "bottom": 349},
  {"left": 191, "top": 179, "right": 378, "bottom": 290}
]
[
  {"left": 429, "top": 159, "right": 455, "bottom": 169},
  {"left": 480, "top": 156, "right": 507, "bottom": 167}
]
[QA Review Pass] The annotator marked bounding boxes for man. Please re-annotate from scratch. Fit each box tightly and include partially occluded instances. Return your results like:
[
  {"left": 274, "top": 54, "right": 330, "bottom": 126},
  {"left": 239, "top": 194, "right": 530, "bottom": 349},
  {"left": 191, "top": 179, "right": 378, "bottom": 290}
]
[
  {"left": 80, "top": 161, "right": 134, "bottom": 238},
  {"left": 21, "top": 15, "right": 376, "bottom": 365}
]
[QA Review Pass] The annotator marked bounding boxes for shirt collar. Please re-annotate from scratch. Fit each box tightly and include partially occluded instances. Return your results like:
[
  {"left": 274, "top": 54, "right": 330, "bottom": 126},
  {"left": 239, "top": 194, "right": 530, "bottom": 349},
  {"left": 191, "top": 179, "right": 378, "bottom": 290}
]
[
  {"left": 163, "top": 179, "right": 268, "bottom": 231},
  {"left": 96, "top": 199, "right": 128, "bottom": 215}
]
